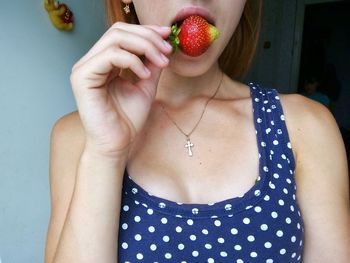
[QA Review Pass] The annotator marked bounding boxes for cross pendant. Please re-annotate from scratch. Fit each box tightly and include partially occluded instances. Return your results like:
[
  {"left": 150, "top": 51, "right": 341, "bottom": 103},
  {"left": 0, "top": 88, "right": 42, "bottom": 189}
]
[{"left": 185, "top": 138, "right": 194, "bottom": 157}]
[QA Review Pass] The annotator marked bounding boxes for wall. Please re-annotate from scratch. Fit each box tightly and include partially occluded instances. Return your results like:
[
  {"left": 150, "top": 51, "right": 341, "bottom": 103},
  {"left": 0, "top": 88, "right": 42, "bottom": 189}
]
[
  {"left": 0, "top": 1, "right": 106, "bottom": 262},
  {"left": 245, "top": 0, "right": 348, "bottom": 101},
  {"left": 245, "top": 0, "right": 298, "bottom": 93},
  {"left": 322, "top": 2, "right": 350, "bottom": 130},
  {"left": 295, "top": 0, "right": 349, "bottom": 129}
]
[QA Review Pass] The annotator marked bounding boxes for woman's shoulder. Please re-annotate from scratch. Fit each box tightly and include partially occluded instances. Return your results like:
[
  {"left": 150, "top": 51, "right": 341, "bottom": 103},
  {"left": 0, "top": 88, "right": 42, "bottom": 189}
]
[
  {"left": 50, "top": 111, "right": 85, "bottom": 160},
  {"left": 278, "top": 92, "right": 345, "bottom": 174},
  {"left": 277, "top": 93, "right": 350, "bottom": 260},
  {"left": 278, "top": 92, "right": 337, "bottom": 139}
]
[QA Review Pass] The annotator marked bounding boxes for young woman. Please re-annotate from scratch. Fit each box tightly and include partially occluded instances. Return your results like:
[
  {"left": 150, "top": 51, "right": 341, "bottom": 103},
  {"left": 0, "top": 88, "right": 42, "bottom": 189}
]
[{"left": 44, "top": 0, "right": 350, "bottom": 262}]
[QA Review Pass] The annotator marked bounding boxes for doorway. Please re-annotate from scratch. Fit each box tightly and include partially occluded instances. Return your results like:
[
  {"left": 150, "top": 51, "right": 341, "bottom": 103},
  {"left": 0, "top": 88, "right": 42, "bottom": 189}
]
[{"left": 295, "top": 0, "right": 350, "bottom": 174}]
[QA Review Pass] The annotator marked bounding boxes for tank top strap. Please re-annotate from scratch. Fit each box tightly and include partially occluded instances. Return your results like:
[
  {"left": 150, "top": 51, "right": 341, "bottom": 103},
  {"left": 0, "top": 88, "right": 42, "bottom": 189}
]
[{"left": 249, "top": 83, "right": 296, "bottom": 173}]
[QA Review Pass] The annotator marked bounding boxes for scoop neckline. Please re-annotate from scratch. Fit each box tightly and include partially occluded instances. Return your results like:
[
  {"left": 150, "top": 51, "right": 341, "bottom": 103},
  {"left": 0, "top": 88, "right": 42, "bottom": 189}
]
[{"left": 122, "top": 83, "right": 270, "bottom": 218}]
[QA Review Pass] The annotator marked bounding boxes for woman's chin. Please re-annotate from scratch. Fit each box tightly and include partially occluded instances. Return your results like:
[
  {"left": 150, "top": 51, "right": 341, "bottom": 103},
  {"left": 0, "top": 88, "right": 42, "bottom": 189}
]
[{"left": 167, "top": 51, "right": 219, "bottom": 77}]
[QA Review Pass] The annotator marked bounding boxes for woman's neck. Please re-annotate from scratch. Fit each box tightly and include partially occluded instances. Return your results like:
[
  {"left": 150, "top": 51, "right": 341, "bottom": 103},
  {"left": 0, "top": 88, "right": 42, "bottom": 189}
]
[{"left": 156, "top": 63, "right": 223, "bottom": 108}]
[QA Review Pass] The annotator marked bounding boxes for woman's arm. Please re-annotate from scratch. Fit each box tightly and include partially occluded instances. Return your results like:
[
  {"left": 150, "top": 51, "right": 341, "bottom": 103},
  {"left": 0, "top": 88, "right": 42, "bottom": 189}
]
[
  {"left": 44, "top": 22, "right": 171, "bottom": 262},
  {"left": 44, "top": 112, "right": 126, "bottom": 263},
  {"left": 282, "top": 94, "right": 350, "bottom": 262}
]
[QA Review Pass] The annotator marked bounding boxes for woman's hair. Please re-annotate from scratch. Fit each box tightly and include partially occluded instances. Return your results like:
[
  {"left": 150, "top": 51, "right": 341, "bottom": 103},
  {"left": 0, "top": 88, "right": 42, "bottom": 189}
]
[{"left": 105, "top": 1, "right": 263, "bottom": 79}]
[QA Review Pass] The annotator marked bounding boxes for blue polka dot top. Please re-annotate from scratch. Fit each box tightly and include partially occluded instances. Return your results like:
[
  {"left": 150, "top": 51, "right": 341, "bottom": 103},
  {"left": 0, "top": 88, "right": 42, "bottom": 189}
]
[{"left": 118, "top": 84, "right": 304, "bottom": 262}]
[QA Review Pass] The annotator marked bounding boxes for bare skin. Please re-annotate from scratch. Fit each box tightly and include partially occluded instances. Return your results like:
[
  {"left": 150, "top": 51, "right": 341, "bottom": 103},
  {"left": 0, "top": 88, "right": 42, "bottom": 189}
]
[
  {"left": 45, "top": 81, "right": 350, "bottom": 263},
  {"left": 44, "top": 0, "right": 350, "bottom": 262}
]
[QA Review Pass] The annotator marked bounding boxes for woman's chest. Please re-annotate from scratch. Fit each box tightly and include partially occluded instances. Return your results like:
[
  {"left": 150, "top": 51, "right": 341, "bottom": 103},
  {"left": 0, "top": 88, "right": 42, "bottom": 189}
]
[
  {"left": 118, "top": 176, "right": 304, "bottom": 263},
  {"left": 126, "top": 113, "right": 261, "bottom": 204}
]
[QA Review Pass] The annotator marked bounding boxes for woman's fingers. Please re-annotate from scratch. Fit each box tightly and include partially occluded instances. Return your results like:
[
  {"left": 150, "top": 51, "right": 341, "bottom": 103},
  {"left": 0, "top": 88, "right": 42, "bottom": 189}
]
[
  {"left": 71, "top": 47, "right": 152, "bottom": 92},
  {"left": 105, "top": 22, "right": 171, "bottom": 53},
  {"left": 109, "top": 23, "right": 172, "bottom": 51},
  {"left": 68, "top": 23, "right": 173, "bottom": 155},
  {"left": 73, "top": 23, "right": 172, "bottom": 71},
  {"left": 111, "top": 29, "right": 170, "bottom": 68}
]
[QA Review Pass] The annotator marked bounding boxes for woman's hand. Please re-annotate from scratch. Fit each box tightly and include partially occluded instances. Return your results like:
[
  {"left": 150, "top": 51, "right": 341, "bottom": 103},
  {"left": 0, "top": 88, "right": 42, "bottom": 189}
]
[{"left": 70, "top": 22, "right": 172, "bottom": 158}]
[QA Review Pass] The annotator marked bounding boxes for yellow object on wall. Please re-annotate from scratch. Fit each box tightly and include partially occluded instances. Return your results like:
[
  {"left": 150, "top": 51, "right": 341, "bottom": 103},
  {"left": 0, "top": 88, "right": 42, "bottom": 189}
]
[{"left": 44, "top": 0, "right": 74, "bottom": 31}]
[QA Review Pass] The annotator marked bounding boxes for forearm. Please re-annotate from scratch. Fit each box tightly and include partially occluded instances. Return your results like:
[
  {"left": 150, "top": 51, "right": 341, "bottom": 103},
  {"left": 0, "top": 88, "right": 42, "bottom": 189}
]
[{"left": 53, "top": 150, "right": 126, "bottom": 263}]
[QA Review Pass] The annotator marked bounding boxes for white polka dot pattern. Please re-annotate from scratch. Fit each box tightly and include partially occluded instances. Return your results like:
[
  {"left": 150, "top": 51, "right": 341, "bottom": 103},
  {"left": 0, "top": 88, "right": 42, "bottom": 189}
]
[{"left": 118, "top": 84, "right": 304, "bottom": 262}]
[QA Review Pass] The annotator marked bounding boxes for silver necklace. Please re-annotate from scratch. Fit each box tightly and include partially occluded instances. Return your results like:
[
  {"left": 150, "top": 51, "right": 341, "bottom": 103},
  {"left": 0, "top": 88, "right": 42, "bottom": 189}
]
[{"left": 160, "top": 73, "right": 224, "bottom": 157}]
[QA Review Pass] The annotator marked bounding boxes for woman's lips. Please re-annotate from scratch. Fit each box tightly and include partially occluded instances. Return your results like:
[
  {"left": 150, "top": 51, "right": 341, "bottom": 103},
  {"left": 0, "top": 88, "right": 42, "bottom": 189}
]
[{"left": 171, "top": 6, "right": 215, "bottom": 26}]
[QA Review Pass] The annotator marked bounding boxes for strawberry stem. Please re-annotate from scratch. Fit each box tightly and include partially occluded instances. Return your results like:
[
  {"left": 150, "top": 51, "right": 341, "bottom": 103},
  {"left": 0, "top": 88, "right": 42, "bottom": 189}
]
[{"left": 169, "top": 24, "right": 181, "bottom": 52}]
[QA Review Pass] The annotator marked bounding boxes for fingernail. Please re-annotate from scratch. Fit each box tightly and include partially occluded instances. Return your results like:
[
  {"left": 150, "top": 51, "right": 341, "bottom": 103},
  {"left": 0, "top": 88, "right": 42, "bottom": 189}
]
[
  {"left": 160, "top": 53, "right": 169, "bottom": 64},
  {"left": 163, "top": 40, "right": 173, "bottom": 50},
  {"left": 144, "top": 66, "right": 151, "bottom": 76},
  {"left": 161, "top": 26, "right": 171, "bottom": 31}
]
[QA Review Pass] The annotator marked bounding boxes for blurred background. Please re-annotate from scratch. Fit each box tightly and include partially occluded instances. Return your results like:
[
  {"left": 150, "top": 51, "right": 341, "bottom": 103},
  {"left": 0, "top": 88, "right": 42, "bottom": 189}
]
[
  {"left": 0, "top": 1, "right": 106, "bottom": 262},
  {"left": 0, "top": 0, "right": 349, "bottom": 262}
]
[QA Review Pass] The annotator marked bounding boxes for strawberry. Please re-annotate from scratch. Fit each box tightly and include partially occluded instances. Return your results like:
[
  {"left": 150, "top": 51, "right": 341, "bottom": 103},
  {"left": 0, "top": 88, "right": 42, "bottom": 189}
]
[{"left": 169, "top": 15, "right": 220, "bottom": 57}]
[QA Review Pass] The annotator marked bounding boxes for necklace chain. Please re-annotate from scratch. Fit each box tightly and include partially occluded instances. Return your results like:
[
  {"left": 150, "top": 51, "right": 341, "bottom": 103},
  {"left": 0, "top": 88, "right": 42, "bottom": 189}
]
[{"left": 160, "top": 72, "right": 224, "bottom": 156}]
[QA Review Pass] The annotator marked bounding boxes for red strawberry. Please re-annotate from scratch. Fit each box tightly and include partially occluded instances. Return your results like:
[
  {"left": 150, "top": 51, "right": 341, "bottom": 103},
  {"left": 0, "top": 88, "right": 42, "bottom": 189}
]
[{"left": 169, "top": 15, "right": 220, "bottom": 57}]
